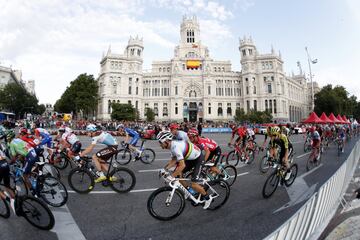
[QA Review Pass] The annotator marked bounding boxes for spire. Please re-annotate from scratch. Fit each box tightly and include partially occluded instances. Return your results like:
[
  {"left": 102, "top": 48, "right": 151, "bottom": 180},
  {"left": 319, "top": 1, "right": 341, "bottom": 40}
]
[
  {"left": 107, "top": 45, "right": 111, "bottom": 56},
  {"left": 271, "top": 45, "right": 275, "bottom": 54}
]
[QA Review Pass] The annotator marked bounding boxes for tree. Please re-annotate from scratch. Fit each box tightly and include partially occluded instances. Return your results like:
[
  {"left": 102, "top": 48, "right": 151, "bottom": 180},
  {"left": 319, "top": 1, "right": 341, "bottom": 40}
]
[
  {"left": 234, "top": 108, "right": 246, "bottom": 122},
  {"left": 36, "top": 104, "right": 46, "bottom": 115},
  {"left": 0, "top": 82, "right": 40, "bottom": 119},
  {"left": 54, "top": 73, "right": 98, "bottom": 118},
  {"left": 145, "top": 108, "right": 155, "bottom": 122},
  {"left": 234, "top": 108, "right": 272, "bottom": 123},
  {"left": 111, "top": 103, "right": 136, "bottom": 121}
]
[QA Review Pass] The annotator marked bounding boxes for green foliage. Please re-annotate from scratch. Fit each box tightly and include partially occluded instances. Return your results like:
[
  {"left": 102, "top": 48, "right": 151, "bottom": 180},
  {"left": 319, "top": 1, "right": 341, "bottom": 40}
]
[
  {"left": 36, "top": 104, "right": 46, "bottom": 115},
  {"left": 234, "top": 108, "right": 272, "bottom": 123},
  {"left": 111, "top": 103, "right": 136, "bottom": 121},
  {"left": 314, "top": 84, "right": 358, "bottom": 118},
  {"left": 0, "top": 82, "right": 41, "bottom": 118},
  {"left": 54, "top": 73, "right": 98, "bottom": 117},
  {"left": 145, "top": 108, "right": 155, "bottom": 122}
]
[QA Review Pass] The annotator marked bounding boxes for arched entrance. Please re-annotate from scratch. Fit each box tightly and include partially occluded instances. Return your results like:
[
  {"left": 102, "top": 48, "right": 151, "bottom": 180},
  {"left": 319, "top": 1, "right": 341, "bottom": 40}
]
[{"left": 189, "top": 102, "right": 198, "bottom": 122}]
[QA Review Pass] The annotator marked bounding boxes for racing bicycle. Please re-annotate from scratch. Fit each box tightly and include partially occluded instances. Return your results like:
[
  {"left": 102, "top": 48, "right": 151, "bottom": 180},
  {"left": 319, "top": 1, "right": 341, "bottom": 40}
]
[{"left": 115, "top": 140, "right": 156, "bottom": 165}]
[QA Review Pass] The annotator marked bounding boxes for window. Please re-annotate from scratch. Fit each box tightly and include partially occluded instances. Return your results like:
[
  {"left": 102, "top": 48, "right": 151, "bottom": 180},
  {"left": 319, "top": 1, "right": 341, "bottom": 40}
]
[
  {"left": 246, "top": 86, "right": 249, "bottom": 95},
  {"left": 175, "top": 86, "right": 178, "bottom": 95},
  {"left": 242, "top": 49, "right": 246, "bottom": 56},
  {"left": 271, "top": 76, "right": 274, "bottom": 81},
  {"left": 249, "top": 49, "right": 253, "bottom": 55},
  {"left": 254, "top": 100, "right": 257, "bottom": 111},
  {"left": 137, "top": 49, "right": 141, "bottom": 56},
  {"left": 265, "top": 100, "right": 268, "bottom": 111},
  {"left": 236, "top": 103, "right": 240, "bottom": 109},
  {"left": 253, "top": 86, "right": 256, "bottom": 94},
  {"left": 175, "top": 103, "right": 178, "bottom": 115},
  {"left": 128, "top": 86, "right": 132, "bottom": 95},
  {"left": 136, "top": 87, "right": 138, "bottom": 95},
  {"left": 163, "top": 103, "right": 168, "bottom": 116},
  {"left": 108, "top": 100, "right": 111, "bottom": 114},
  {"left": 263, "top": 76, "right": 267, "bottom": 81},
  {"left": 128, "top": 100, "right": 131, "bottom": 105},
  {"left": 274, "top": 99, "right": 277, "bottom": 114},
  {"left": 208, "top": 103, "right": 211, "bottom": 114},
  {"left": 113, "top": 84, "right": 117, "bottom": 94},
  {"left": 154, "top": 103, "right": 158, "bottom": 116},
  {"left": 227, "top": 103, "right": 232, "bottom": 116},
  {"left": 129, "top": 77, "right": 132, "bottom": 85},
  {"left": 217, "top": 107, "right": 223, "bottom": 116},
  {"left": 246, "top": 101, "right": 250, "bottom": 112},
  {"left": 269, "top": 100, "right": 273, "bottom": 113},
  {"left": 268, "top": 84, "right": 272, "bottom": 93},
  {"left": 208, "top": 86, "right": 211, "bottom": 95}
]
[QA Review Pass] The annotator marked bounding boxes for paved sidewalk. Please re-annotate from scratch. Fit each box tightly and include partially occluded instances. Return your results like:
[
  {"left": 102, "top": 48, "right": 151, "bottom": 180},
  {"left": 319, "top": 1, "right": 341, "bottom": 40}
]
[{"left": 320, "top": 161, "right": 360, "bottom": 240}]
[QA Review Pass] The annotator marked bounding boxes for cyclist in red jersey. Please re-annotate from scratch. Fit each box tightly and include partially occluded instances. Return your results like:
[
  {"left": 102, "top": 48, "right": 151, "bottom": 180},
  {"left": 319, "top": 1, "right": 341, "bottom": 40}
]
[
  {"left": 19, "top": 127, "right": 42, "bottom": 155},
  {"left": 187, "top": 128, "right": 222, "bottom": 175}
]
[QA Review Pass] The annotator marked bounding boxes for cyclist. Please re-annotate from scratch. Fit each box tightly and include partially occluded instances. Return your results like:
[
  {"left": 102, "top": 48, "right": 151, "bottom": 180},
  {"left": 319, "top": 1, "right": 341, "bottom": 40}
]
[
  {"left": 187, "top": 128, "right": 222, "bottom": 176},
  {"left": 229, "top": 125, "right": 249, "bottom": 162},
  {"left": 33, "top": 127, "right": 53, "bottom": 159},
  {"left": 246, "top": 126, "right": 256, "bottom": 141},
  {"left": 0, "top": 149, "right": 15, "bottom": 212},
  {"left": 269, "top": 127, "right": 292, "bottom": 180},
  {"left": 58, "top": 126, "right": 82, "bottom": 159},
  {"left": 169, "top": 123, "right": 189, "bottom": 141},
  {"left": 309, "top": 126, "right": 321, "bottom": 159},
  {"left": 337, "top": 125, "right": 346, "bottom": 152},
  {"left": 7, "top": 130, "right": 39, "bottom": 191},
  {"left": 80, "top": 124, "right": 118, "bottom": 183},
  {"left": 157, "top": 131, "right": 213, "bottom": 209},
  {"left": 280, "top": 126, "right": 293, "bottom": 156},
  {"left": 116, "top": 124, "right": 142, "bottom": 159}
]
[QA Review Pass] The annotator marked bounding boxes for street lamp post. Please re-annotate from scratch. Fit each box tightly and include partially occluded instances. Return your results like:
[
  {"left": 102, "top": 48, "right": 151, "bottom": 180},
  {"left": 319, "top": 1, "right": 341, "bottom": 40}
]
[{"left": 305, "top": 47, "right": 317, "bottom": 112}]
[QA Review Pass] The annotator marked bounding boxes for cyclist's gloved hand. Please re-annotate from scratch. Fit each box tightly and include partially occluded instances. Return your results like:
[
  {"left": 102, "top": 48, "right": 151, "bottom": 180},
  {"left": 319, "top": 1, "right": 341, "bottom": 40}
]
[{"left": 228, "top": 142, "right": 232, "bottom": 147}]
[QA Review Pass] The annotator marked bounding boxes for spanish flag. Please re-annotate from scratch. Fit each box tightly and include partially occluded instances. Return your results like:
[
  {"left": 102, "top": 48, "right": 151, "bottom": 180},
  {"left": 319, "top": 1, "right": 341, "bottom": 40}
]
[{"left": 186, "top": 60, "right": 200, "bottom": 68}]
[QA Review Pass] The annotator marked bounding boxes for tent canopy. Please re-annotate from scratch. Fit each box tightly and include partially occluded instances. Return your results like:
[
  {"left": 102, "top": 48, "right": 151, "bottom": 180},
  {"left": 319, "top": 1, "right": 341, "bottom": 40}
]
[
  {"left": 328, "top": 113, "right": 342, "bottom": 123},
  {"left": 336, "top": 114, "right": 346, "bottom": 124},
  {"left": 320, "top": 112, "right": 333, "bottom": 123},
  {"left": 302, "top": 112, "right": 325, "bottom": 123}
]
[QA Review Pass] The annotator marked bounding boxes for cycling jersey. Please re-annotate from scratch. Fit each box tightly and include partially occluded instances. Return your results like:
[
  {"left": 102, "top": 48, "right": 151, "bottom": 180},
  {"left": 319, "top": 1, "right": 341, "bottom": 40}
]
[
  {"left": 232, "top": 127, "right": 246, "bottom": 138},
  {"left": 9, "top": 138, "right": 34, "bottom": 157},
  {"left": 196, "top": 137, "right": 218, "bottom": 152},
  {"left": 124, "top": 128, "right": 139, "bottom": 137},
  {"left": 35, "top": 128, "right": 50, "bottom": 137},
  {"left": 174, "top": 130, "right": 189, "bottom": 141},
  {"left": 170, "top": 140, "right": 201, "bottom": 161},
  {"left": 311, "top": 131, "right": 321, "bottom": 141},
  {"left": 271, "top": 133, "right": 289, "bottom": 149},
  {"left": 247, "top": 128, "right": 255, "bottom": 137},
  {"left": 91, "top": 132, "right": 118, "bottom": 146},
  {"left": 62, "top": 132, "right": 79, "bottom": 145}
]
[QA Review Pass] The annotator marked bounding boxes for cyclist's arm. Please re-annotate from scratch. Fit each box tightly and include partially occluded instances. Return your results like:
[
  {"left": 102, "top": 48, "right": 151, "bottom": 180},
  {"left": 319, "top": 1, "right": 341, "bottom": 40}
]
[
  {"left": 204, "top": 148, "right": 211, "bottom": 162},
  {"left": 80, "top": 144, "right": 95, "bottom": 157},
  {"left": 164, "top": 158, "right": 177, "bottom": 171},
  {"left": 172, "top": 159, "right": 185, "bottom": 177},
  {"left": 124, "top": 132, "right": 130, "bottom": 143}
]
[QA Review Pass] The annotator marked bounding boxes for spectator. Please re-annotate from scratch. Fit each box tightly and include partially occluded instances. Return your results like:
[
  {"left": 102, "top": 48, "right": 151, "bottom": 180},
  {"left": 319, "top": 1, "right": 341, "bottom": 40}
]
[{"left": 197, "top": 122, "right": 202, "bottom": 136}]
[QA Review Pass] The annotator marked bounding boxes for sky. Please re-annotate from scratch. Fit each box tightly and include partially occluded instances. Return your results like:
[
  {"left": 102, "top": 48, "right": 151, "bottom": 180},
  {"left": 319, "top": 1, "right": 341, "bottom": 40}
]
[{"left": 0, "top": 0, "right": 359, "bottom": 104}]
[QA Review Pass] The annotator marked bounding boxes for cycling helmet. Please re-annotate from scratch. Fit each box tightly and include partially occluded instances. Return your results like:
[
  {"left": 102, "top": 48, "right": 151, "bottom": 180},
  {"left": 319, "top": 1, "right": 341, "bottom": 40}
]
[
  {"left": 58, "top": 126, "right": 65, "bottom": 132},
  {"left": 116, "top": 124, "right": 124, "bottom": 130},
  {"left": 269, "top": 127, "right": 280, "bottom": 136},
  {"left": 187, "top": 128, "right": 199, "bottom": 137},
  {"left": 86, "top": 124, "right": 97, "bottom": 132},
  {"left": 6, "top": 130, "right": 15, "bottom": 141},
  {"left": 309, "top": 126, "right": 316, "bottom": 133},
  {"left": 19, "top": 127, "right": 28, "bottom": 135},
  {"left": 157, "top": 131, "right": 173, "bottom": 143},
  {"left": 169, "top": 123, "right": 179, "bottom": 130}
]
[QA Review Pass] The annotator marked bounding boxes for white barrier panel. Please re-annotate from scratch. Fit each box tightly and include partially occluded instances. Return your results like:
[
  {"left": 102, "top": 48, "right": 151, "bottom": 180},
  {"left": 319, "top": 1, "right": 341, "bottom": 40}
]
[{"left": 264, "top": 140, "right": 360, "bottom": 240}]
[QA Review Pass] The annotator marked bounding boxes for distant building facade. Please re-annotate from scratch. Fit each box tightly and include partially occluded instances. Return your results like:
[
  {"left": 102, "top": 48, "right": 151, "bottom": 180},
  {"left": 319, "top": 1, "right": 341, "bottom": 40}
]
[{"left": 97, "top": 16, "right": 315, "bottom": 122}]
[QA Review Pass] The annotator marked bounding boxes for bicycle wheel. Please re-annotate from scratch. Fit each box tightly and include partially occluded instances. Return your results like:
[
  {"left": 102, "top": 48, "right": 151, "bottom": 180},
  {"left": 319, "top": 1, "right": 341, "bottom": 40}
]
[
  {"left": 259, "top": 156, "right": 271, "bottom": 174},
  {"left": 221, "top": 165, "right": 237, "bottom": 186},
  {"left": 306, "top": 154, "right": 317, "bottom": 171},
  {"left": 37, "top": 176, "right": 68, "bottom": 207},
  {"left": 115, "top": 149, "right": 132, "bottom": 165},
  {"left": 0, "top": 197, "right": 10, "bottom": 218},
  {"left": 207, "top": 180, "right": 230, "bottom": 210},
  {"left": 262, "top": 170, "right": 280, "bottom": 198},
  {"left": 303, "top": 142, "right": 309, "bottom": 152},
  {"left": 42, "top": 163, "right": 61, "bottom": 180},
  {"left": 109, "top": 167, "right": 136, "bottom": 193},
  {"left": 140, "top": 148, "right": 156, "bottom": 164},
  {"left": 226, "top": 150, "right": 240, "bottom": 166},
  {"left": 147, "top": 186, "right": 185, "bottom": 221},
  {"left": 68, "top": 168, "right": 95, "bottom": 194},
  {"left": 19, "top": 195, "right": 55, "bottom": 230},
  {"left": 284, "top": 164, "right": 298, "bottom": 187},
  {"left": 53, "top": 153, "right": 69, "bottom": 170}
]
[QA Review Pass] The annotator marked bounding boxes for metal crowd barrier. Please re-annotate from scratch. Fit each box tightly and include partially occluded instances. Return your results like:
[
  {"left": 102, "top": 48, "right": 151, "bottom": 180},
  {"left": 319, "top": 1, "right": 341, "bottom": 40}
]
[{"left": 264, "top": 140, "right": 360, "bottom": 240}]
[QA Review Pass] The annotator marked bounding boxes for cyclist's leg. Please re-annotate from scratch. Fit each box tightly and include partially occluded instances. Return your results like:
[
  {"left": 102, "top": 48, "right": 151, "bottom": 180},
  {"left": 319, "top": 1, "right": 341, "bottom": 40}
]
[
  {"left": 23, "top": 151, "right": 38, "bottom": 189},
  {"left": 190, "top": 154, "right": 207, "bottom": 196},
  {"left": 210, "top": 147, "right": 222, "bottom": 174}
]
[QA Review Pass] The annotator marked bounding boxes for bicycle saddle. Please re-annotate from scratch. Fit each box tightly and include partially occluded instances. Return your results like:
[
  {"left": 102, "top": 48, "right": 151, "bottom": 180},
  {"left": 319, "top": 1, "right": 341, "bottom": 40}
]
[{"left": 204, "top": 162, "right": 215, "bottom": 167}]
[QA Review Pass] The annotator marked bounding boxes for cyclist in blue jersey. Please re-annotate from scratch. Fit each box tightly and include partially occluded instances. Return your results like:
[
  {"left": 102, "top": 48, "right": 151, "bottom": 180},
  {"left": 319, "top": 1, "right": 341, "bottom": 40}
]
[
  {"left": 116, "top": 124, "right": 142, "bottom": 159},
  {"left": 337, "top": 125, "right": 346, "bottom": 152},
  {"left": 33, "top": 127, "right": 53, "bottom": 159},
  {"left": 80, "top": 124, "right": 118, "bottom": 182}
]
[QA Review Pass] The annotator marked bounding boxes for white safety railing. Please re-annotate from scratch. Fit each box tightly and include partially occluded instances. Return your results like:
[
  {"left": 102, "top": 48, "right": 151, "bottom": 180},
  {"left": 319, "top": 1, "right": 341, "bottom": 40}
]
[{"left": 264, "top": 140, "right": 360, "bottom": 240}]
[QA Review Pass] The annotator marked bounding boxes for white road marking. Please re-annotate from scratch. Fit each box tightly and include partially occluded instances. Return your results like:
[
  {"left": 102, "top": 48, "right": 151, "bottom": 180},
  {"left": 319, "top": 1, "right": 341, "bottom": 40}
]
[
  {"left": 68, "top": 188, "right": 158, "bottom": 194},
  {"left": 296, "top": 152, "right": 311, "bottom": 159},
  {"left": 138, "top": 168, "right": 162, "bottom": 173},
  {"left": 299, "top": 163, "right": 323, "bottom": 178},
  {"left": 51, "top": 205, "right": 86, "bottom": 240},
  {"left": 237, "top": 172, "right": 249, "bottom": 177}
]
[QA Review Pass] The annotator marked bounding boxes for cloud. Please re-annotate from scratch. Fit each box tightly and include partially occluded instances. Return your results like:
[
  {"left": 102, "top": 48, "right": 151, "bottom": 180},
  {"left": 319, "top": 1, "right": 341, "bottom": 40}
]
[{"left": 233, "top": 0, "right": 255, "bottom": 12}]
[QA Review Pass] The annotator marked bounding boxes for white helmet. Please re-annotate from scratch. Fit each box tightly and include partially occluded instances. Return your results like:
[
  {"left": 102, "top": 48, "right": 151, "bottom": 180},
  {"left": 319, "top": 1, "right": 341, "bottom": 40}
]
[
  {"left": 157, "top": 131, "right": 173, "bottom": 143},
  {"left": 86, "top": 124, "right": 97, "bottom": 132}
]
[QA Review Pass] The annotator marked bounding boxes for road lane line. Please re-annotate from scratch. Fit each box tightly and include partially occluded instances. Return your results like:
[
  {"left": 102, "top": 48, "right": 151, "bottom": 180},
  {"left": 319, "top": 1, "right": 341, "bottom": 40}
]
[
  {"left": 299, "top": 163, "right": 323, "bottom": 178},
  {"left": 51, "top": 205, "right": 86, "bottom": 240},
  {"left": 138, "top": 168, "right": 162, "bottom": 173},
  {"left": 296, "top": 152, "right": 311, "bottom": 159},
  {"left": 237, "top": 172, "right": 249, "bottom": 177},
  {"left": 68, "top": 188, "right": 159, "bottom": 194}
]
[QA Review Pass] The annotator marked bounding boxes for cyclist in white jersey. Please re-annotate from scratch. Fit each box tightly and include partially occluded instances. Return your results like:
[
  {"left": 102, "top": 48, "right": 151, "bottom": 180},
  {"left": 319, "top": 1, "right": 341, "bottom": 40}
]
[
  {"left": 58, "top": 127, "right": 82, "bottom": 159},
  {"left": 157, "top": 131, "right": 213, "bottom": 209},
  {"left": 80, "top": 124, "right": 118, "bottom": 183}
]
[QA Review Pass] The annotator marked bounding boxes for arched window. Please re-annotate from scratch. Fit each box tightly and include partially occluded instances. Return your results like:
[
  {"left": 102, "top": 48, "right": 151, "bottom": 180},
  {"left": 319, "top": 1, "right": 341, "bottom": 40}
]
[
  {"left": 108, "top": 100, "right": 111, "bottom": 114},
  {"left": 189, "top": 90, "right": 197, "bottom": 98},
  {"left": 218, "top": 107, "right": 223, "bottom": 116},
  {"left": 175, "top": 103, "right": 178, "bottom": 115}
]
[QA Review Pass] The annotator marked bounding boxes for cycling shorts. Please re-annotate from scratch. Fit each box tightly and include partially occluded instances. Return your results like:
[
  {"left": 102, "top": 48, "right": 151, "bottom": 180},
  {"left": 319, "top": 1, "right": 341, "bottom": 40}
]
[
  {"left": 129, "top": 135, "right": 140, "bottom": 146},
  {"left": 208, "top": 146, "right": 222, "bottom": 165},
  {"left": 96, "top": 145, "right": 118, "bottom": 161},
  {"left": 40, "top": 136, "right": 52, "bottom": 148},
  {"left": 182, "top": 154, "right": 205, "bottom": 182},
  {"left": 0, "top": 160, "right": 10, "bottom": 188},
  {"left": 312, "top": 139, "right": 320, "bottom": 148},
  {"left": 70, "top": 141, "right": 82, "bottom": 154},
  {"left": 23, "top": 150, "right": 39, "bottom": 174}
]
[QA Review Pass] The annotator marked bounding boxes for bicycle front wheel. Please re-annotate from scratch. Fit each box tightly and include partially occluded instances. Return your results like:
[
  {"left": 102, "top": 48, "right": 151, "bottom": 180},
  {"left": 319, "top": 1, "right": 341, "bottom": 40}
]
[
  {"left": 262, "top": 171, "right": 280, "bottom": 198},
  {"left": 259, "top": 156, "right": 271, "bottom": 174},
  {"left": 0, "top": 198, "right": 10, "bottom": 218},
  {"left": 37, "top": 176, "right": 68, "bottom": 207},
  {"left": 247, "top": 149, "right": 255, "bottom": 164},
  {"left": 140, "top": 148, "right": 156, "bottom": 164},
  {"left": 68, "top": 168, "right": 95, "bottom": 194},
  {"left": 207, "top": 179, "right": 230, "bottom": 210},
  {"left": 42, "top": 163, "right": 61, "bottom": 180},
  {"left": 284, "top": 164, "right": 298, "bottom": 187},
  {"left": 221, "top": 165, "right": 237, "bottom": 186},
  {"left": 53, "top": 153, "right": 69, "bottom": 170},
  {"left": 19, "top": 195, "right": 55, "bottom": 230},
  {"left": 147, "top": 186, "right": 185, "bottom": 221},
  {"left": 109, "top": 167, "right": 136, "bottom": 193},
  {"left": 306, "top": 154, "right": 317, "bottom": 171},
  {"left": 226, "top": 150, "right": 240, "bottom": 166},
  {"left": 115, "top": 149, "right": 132, "bottom": 165}
]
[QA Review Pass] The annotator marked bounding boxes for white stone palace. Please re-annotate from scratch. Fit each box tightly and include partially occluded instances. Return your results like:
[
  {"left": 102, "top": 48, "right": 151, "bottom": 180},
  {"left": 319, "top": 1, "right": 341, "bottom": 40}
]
[{"left": 97, "top": 16, "right": 314, "bottom": 122}]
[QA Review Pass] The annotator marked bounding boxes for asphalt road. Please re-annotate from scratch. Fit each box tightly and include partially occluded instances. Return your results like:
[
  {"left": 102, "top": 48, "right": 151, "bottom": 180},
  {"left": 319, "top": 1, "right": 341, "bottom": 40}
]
[{"left": 1, "top": 133, "right": 358, "bottom": 240}]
